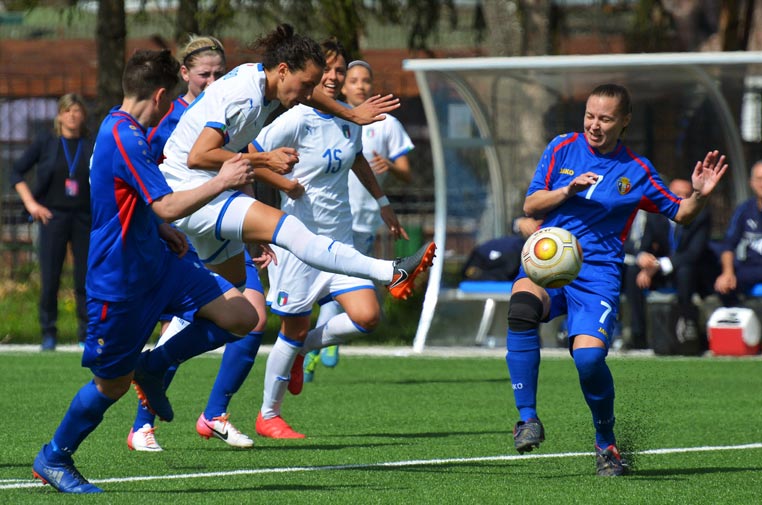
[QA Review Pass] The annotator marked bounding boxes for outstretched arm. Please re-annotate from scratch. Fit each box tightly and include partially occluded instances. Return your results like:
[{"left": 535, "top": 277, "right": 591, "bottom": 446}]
[
  {"left": 674, "top": 150, "right": 728, "bottom": 224},
  {"left": 305, "top": 92, "right": 400, "bottom": 125}
]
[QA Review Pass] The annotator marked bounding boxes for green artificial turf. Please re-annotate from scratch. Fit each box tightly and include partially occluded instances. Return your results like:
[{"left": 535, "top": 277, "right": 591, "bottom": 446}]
[{"left": 1, "top": 351, "right": 761, "bottom": 504}]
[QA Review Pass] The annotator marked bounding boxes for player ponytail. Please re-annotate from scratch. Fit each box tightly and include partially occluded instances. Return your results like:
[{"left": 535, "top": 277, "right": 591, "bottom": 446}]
[{"left": 255, "top": 23, "right": 325, "bottom": 73}]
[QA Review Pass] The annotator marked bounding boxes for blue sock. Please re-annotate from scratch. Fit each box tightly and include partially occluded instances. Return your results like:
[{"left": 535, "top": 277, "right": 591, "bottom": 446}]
[
  {"left": 572, "top": 347, "right": 616, "bottom": 448},
  {"left": 144, "top": 319, "right": 237, "bottom": 374},
  {"left": 506, "top": 329, "right": 541, "bottom": 422},
  {"left": 204, "top": 332, "right": 263, "bottom": 419},
  {"left": 48, "top": 380, "right": 116, "bottom": 460},
  {"left": 133, "top": 365, "right": 178, "bottom": 430}
]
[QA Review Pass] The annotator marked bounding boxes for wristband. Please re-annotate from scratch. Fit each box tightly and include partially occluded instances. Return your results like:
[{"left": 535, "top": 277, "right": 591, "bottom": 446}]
[{"left": 376, "top": 195, "right": 390, "bottom": 207}]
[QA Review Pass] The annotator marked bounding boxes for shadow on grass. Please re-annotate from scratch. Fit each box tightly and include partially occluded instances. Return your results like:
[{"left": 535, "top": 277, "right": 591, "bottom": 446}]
[
  {"left": 629, "top": 466, "right": 762, "bottom": 478},
  {"left": 350, "top": 377, "right": 507, "bottom": 386},
  {"left": 338, "top": 429, "right": 508, "bottom": 439},
  {"left": 124, "top": 483, "right": 388, "bottom": 494}
]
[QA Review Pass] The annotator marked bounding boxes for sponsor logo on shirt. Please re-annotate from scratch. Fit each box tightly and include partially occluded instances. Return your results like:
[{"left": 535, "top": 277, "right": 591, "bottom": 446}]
[
  {"left": 560, "top": 168, "right": 574, "bottom": 176},
  {"left": 617, "top": 176, "right": 631, "bottom": 195}
]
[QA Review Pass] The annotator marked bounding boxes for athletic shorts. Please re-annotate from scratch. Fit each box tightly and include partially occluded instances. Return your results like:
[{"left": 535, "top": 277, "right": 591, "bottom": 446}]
[
  {"left": 244, "top": 248, "right": 264, "bottom": 294},
  {"left": 515, "top": 260, "right": 620, "bottom": 348},
  {"left": 174, "top": 190, "right": 254, "bottom": 265},
  {"left": 158, "top": 247, "right": 263, "bottom": 324},
  {"left": 266, "top": 244, "right": 374, "bottom": 316},
  {"left": 82, "top": 252, "right": 234, "bottom": 379}
]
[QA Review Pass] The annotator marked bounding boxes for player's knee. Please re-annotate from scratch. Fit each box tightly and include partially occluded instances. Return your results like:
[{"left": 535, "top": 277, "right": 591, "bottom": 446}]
[
  {"left": 228, "top": 304, "right": 260, "bottom": 336},
  {"left": 572, "top": 347, "right": 607, "bottom": 380},
  {"left": 508, "top": 291, "right": 544, "bottom": 332},
  {"left": 346, "top": 305, "right": 380, "bottom": 332},
  {"left": 353, "top": 314, "right": 379, "bottom": 333},
  {"left": 95, "top": 376, "right": 132, "bottom": 400}
]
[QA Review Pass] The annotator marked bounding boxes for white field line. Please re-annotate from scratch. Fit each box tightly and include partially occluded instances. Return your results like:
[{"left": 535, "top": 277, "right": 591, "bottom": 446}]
[{"left": 3, "top": 442, "right": 762, "bottom": 490}]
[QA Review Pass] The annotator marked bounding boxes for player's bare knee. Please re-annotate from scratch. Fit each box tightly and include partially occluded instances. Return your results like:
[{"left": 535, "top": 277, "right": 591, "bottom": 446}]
[
  {"left": 508, "top": 291, "right": 545, "bottom": 332},
  {"left": 345, "top": 306, "right": 380, "bottom": 331},
  {"left": 95, "top": 376, "right": 131, "bottom": 400}
]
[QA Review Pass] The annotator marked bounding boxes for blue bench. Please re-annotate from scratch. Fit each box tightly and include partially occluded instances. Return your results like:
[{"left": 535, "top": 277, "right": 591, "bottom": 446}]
[{"left": 748, "top": 284, "right": 762, "bottom": 297}]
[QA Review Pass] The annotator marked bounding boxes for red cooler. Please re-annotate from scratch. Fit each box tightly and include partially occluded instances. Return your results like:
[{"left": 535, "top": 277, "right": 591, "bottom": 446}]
[{"left": 707, "top": 307, "right": 761, "bottom": 356}]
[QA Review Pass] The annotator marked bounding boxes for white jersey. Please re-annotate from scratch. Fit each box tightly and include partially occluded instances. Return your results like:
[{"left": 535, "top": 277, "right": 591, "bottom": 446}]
[
  {"left": 348, "top": 114, "right": 414, "bottom": 233},
  {"left": 160, "top": 63, "right": 280, "bottom": 191},
  {"left": 254, "top": 103, "right": 362, "bottom": 244}
]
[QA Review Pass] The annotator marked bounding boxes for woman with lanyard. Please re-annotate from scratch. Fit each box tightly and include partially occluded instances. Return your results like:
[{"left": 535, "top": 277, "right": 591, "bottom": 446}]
[{"left": 11, "top": 93, "right": 93, "bottom": 351}]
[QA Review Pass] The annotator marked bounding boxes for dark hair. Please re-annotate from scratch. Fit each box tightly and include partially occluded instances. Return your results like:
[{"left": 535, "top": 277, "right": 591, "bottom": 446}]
[
  {"left": 320, "top": 37, "right": 349, "bottom": 67},
  {"left": 123, "top": 49, "right": 180, "bottom": 100},
  {"left": 589, "top": 83, "right": 632, "bottom": 116},
  {"left": 255, "top": 23, "right": 325, "bottom": 72}
]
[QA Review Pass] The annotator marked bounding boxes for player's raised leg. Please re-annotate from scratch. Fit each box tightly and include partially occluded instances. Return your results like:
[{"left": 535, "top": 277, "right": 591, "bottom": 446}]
[{"left": 239, "top": 201, "right": 435, "bottom": 299}]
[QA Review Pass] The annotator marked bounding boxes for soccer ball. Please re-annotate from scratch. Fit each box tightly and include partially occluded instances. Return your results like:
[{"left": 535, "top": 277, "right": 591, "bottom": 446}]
[{"left": 521, "top": 227, "right": 583, "bottom": 288}]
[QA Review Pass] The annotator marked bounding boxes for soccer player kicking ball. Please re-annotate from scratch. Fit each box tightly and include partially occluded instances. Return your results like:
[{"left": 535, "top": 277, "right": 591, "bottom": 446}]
[
  {"left": 32, "top": 49, "right": 261, "bottom": 494},
  {"left": 506, "top": 83, "right": 727, "bottom": 476}
]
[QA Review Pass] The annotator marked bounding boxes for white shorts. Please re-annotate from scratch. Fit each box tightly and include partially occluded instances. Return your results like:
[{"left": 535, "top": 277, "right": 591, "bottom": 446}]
[
  {"left": 266, "top": 244, "right": 374, "bottom": 316},
  {"left": 174, "top": 190, "right": 252, "bottom": 265}
]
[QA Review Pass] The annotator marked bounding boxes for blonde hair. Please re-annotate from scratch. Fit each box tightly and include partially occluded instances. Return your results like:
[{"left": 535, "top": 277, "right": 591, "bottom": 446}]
[
  {"left": 53, "top": 93, "right": 88, "bottom": 137},
  {"left": 180, "top": 35, "right": 226, "bottom": 68}
]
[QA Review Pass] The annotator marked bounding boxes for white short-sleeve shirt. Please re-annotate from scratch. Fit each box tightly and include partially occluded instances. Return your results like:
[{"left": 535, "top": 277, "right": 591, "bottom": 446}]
[
  {"left": 254, "top": 102, "right": 363, "bottom": 244},
  {"left": 160, "top": 63, "right": 280, "bottom": 191},
  {"left": 347, "top": 114, "right": 414, "bottom": 233}
]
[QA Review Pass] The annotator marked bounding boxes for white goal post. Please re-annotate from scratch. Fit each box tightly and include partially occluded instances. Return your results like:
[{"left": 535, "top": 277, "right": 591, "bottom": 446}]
[{"left": 403, "top": 52, "right": 762, "bottom": 352}]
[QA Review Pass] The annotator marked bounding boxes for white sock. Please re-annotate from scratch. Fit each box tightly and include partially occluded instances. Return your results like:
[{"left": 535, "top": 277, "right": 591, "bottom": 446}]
[
  {"left": 303, "top": 313, "right": 365, "bottom": 353},
  {"left": 156, "top": 317, "right": 190, "bottom": 347},
  {"left": 274, "top": 215, "right": 393, "bottom": 283},
  {"left": 261, "top": 334, "right": 301, "bottom": 419},
  {"left": 316, "top": 300, "right": 342, "bottom": 327}
]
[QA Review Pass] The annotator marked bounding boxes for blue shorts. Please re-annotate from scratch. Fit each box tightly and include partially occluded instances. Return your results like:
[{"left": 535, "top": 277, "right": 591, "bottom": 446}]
[
  {"left": 244, "top": 249, "right": 264, "bottom": 294},
  {"left": 517, "top": 260, "right": 620, "bottom": 348},
  {"left": 158, "top": 247, "right": 263, "bottom": 323},
  {"left": 82, "top": 252, "right": 233, "bottom": 379}
]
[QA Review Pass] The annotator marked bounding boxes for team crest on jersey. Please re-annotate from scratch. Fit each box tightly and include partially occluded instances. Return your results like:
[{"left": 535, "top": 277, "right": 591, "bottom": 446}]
[
  {"left": 617, "top": 177, "right": 631, "bottom": 195},
  {"left": 342, "top": 125, "right": 351, "bottom": 139},
  {"left": 277, "top": 291, "right": 289, "bottom": 306},
  {"left": 365, "top": 129, "right": 376, "bottom": 138}
]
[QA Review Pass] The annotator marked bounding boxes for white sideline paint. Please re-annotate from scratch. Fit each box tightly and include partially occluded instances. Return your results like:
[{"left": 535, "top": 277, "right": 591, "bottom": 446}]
[{"left": 3, "top": 443, "right": 762, "bottom": 490}]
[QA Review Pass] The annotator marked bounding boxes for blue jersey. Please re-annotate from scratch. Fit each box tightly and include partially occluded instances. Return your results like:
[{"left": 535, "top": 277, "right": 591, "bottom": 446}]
[
  {"left": 527, "top": 132, "right": 681, "bottom": 264},
  {"left": 146, "top": 96, "right": 189, "bottom": 163},
  {"left": 87, "top": 107, "right": 174, "bottom": 301},
  {"left": 721, "top": 198, "right": 762, "bottom": 267}
]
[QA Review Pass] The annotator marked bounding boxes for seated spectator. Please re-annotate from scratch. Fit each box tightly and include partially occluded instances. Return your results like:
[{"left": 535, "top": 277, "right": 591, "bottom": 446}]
[
  {"left": 714, "top": 160, "right": 762, "bottom": 306},
  {"left": 623, "top": 178, "right": 713, "bottom": 349}
]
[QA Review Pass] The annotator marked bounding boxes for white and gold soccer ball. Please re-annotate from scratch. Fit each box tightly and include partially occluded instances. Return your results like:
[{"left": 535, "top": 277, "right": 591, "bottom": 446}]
[{"left": 520, "top": 226, "right": 583, "bottom": 288}]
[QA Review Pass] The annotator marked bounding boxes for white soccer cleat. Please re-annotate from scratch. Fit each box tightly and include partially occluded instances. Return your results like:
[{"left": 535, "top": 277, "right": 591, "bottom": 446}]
[
  {"left": 127, "top": 424, "right": 163, "bottom": 452},
  {"left": 196, "top": 413, "right": 254, "bottom": 448}
]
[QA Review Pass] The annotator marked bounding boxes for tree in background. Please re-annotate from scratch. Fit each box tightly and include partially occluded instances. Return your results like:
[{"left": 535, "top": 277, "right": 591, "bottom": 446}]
[{"left": 95, "top": 0, "right": 125, "bottom": 123}]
